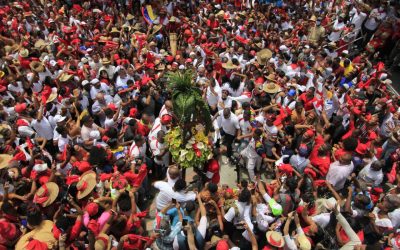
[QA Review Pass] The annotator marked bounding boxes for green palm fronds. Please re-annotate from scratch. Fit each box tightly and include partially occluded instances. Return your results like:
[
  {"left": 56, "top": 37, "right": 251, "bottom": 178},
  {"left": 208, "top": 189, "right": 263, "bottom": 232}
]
[{"left": 166, "top": 70, "right": 212, "bottom": 133}]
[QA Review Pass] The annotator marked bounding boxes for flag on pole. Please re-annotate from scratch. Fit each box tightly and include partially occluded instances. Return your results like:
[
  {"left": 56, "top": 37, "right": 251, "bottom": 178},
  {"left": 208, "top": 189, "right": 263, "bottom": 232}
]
[{"left": 141, "top": 5, "right": 157, "bottom": 24}]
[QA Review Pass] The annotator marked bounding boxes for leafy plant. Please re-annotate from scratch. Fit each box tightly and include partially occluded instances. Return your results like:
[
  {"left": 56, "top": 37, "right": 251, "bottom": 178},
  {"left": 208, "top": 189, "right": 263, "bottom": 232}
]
[{"left": 165, "top": 70, "right": 213, "bottom": 168}]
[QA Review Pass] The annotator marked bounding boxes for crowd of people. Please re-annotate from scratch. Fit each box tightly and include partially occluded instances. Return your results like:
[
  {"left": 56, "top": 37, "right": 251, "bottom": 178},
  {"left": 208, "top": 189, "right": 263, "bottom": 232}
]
[{"left": 0, "top": 0, "right": 399, "bottom": 249}]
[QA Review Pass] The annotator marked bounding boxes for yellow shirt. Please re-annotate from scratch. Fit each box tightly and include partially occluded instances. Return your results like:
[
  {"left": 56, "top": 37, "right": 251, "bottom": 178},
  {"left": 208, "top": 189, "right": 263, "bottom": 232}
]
[{"left": 340, "top": 61, "right": 354, "bottom": 77}]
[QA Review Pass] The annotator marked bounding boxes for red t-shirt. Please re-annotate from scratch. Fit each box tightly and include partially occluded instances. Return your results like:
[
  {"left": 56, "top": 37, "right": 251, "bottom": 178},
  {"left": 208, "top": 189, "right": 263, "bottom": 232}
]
[
  {"left": 298, "top": 93, "right": 317, "bottom": 111},
  {"left": 205, "top": 159, "right": 220, "bottom": 184}
]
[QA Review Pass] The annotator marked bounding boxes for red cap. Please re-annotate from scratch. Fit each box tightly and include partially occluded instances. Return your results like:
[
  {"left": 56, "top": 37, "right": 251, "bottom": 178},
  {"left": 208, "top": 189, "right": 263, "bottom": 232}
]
[
  {"left": 74, "top": 161, "right": 92, "bottom": 173},
  {"left": 304, "top": 168, "right": 317, "bottom": 179},
  {"left": 161, "top": 114, "right": 172, "bottom": 124},
  {"left": 304, "top": 129, "right": 315, "bottom": 138},
  {"left": 216, "top": 240, "right": 229, "bottom": 250},
  {"left": 57, "top": 60, "right": 65, "bottom": 66},
  {"left": 15, "top": 103, "right": 27, "bottom": 113},
  {"left": 86, "top": 202, "right": 99, "bottom": 217},
  {"left": 314, "top": 180, "right": 326, "bottom": 187},
  {"left": 108, "top": 103, "right": 117, "bottom": 111},
  {"left": 165, "top": 55, "right": 174, "bottom": 63},
  {"left": 0, "top": 85, "right": 6, "bottom": 92},
  {"left": 278, "top": 164, "right": 294, "bottom": 175},
  {"left": 129, "top": 108, "right": 138, "bottom": 117},
  {"left": 185, "top": 58, "right": 193, "bottom": 63}
]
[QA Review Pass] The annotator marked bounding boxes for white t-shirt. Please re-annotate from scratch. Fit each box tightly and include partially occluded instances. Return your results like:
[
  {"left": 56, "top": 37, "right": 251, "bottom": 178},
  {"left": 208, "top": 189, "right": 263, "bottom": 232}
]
[
  {"left": 218, "top": 111, "right": 239, "bottom": 136},
  {"left": 206, "top": 85, "right": 222, "bottom": 107},
  {"left": 364, "top": 8, "right": 387, "bottom": 31},
  {"left": 238, "top": 114, "right": 252, "bottom": 137},
  {"left": 222, "top": 82, "right": 245, "bottom": 97},
  {"left": 150, "top": 138, "right": 169, "bottom": 166},
  {"left": 81, "top": 124, "right": 100, "bottom": 141},
  {"left": 31, "top": 117, "right": 54, "bottom": 140},
  {"left": 357, "top": 163, "right": 383, "bottom": 186},
  {"left": 8, "top": 82, "right": 24, "bottom": 95},
  {"left": 154, "top": 181, "right": 196, "bottom": 211},
  {"left": 326, "top": 161, "right": 354, "bottom": 190},
  {"left": 328, "top": 20, "right": 345, "bottom": 42},
  {"left": 129, "top": 142, "right": 147, "bottom": 159},
  {"left": 217, "top": 96, "right": 233, "bottom": 111}
]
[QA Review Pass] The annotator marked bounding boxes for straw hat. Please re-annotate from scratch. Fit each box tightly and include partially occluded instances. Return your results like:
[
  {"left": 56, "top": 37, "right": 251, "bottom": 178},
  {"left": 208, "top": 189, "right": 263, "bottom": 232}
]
[
  {"left": 33, "top": 182, "right": 59, "bottom": 207},
  {"left": 59, "top": 73, "right": 73, "bottom": 82},
  {"left": 152, "top": 24, "right": 163, "bottom": 34},
  {"left": 266, "top": 73, "right": 277, "bottom": 82},
  {"left": 15, "top": 220, "right": 56, "bottom": 250},
  {"left": 19, "top": 48, "right": 29, "bottom": 58},
  {"left": 132, "top": 23, "right": 142, "bottom": 30},
  {"left": 77, "top": 170, "right": 97, "bottom": 199},
  {"left": 30, "top": 61, "right": 45, "bottom": 72},
  {"left": 328, "top": 42, "right": 337, "bottom": 48},
  {"left": 256, "top": 49, "right": 272, "bottom": 65},
  {"left": 95, "top": 233, "right": 111, "bottom": 250},
  {"left": 216, "top": 10, "right": 225, "bottom": 17},
  {"left": 309, "top": 15, "right": 317, "bottom": 22},
  {"left": 101, "top": 57, "right": 111, "bottom": 65},
  {"left": 46, "top": 92, "right": 58, "bottom": 103},
  {"left": 222, "top": 60, "right": 237, "bottom": 69},
  {"left": 263, "top": 82, "right": 281, "bottom": 94},
  {"left": 297, "top": 234, "right": 311, "bottom": 250},
  {"left": 266, "top": 231, "right": 285, "bottom": 248},
  {"left": 156, "top": 63, "right": 166, "bottom": 71},
  {"left": 126, "top": 13, "right": 134, "bottom": 21},
  {"left": 169, "top": 16, "right": 176, "bottom": 22},
  {"left": 0, "top": 154, "right": 12, "bottom": 169},
  {"left": 4, "top": 44, "right": 19, "bottom": 54},
  {"left": 110, "top": 27, "right": 120, "bottom": 34},
  {"left": 34, "top": 39, "right": 48, "bottom": 50}
]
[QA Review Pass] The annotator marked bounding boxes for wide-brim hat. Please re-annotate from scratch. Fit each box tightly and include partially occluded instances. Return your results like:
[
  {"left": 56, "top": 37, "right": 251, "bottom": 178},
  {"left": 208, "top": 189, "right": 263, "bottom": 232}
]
[
  {"left": 15, "top": 220, "right": 56, "bottom": 250},
  {"left": 4, "top": 44, "right": 19, "bottom": 54},
  {"left": 222, "top": 60, "right": 237, "bottom": 69},
  {"left": 33, "top": 182, "right": 59, "bottom": 207},
  {"left": 59, "top": 73, "right": 73, "bottom": 82},
  {"left": 256, "top": 49, "right": 272, "bottom": 65},
  {"left": 126, "top": 13, "right": 134, "bottom": 21},
  {"left": 46, "top": 92, "right": 58, "bottom": 103},
  {"left": 94, "top": 233, "right": 111, "bottom": 250},
  {"left": 266, "top": 231, "right": 285, "bottom": 248},
  {"left": 30, "top": 61, "right": 45, "bottom": 72},
  {"left": 266, "top": 73, "right": 277, "bottom": 82},
  {"left": 152, "top": 24, "right": 163, "bottom": 34},
  {"left": 263, "top": 82, "right": 280, "bottom": 94},
  {"left": 309, "top": 15, "right": 317, "bottom": 22},
  {"left": 110, "top": 27, "right": 120, "bottom": 34},
  {"left": 0, "top": 154, "right": 12, "bottom": 169},
  {"left": 101, "top": 57, "right": 111, "bottom": 64},
  {"left": 77, "top": 170, "right": 97, "bottom": 199},
  {"left": 132, "top": 23, "right": 142, "bottom": 31},
  {"left": 328, "top": 42, "right": 337, "bottom": 48},
  {"left": 34, "top": 39, "right": 48, "bottom": 50},
  {"left": 19, "top": 48, "right": 29, "bottom": 58}
]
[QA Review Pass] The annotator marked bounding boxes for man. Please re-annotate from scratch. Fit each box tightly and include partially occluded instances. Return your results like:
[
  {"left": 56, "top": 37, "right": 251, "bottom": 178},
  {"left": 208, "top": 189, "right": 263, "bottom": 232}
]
[
  {"left": 214, "top": 108, "right": 240, "bottom": 157},
  {"left": 89, "top": 78, "right": 110, "bottom": 100},
  {"left": 153, "top": 178, "right": 196, "bottom": 211},
  {"left": 326, "top": 153, "right": 354, "bottom": 190},
  {"left": 363, "top": 3, "right": 387, "bottom": 46},
  {"left": 241, "top": 129, "right": 265, "bottom": 180},
  {"left": 217, "top": 89, "right": 233, "bottom": 111},
  {"left": 158, "top": 100, "right": 173, "bottom": 118},
  {"left": 150, "top": 130, "right": 170, "bottom": 179},
  {"left": 129, "top": 134, "right": 147, "bottom": 161},
  {"left": 30, "top": 103, "right": 56, "bottom": 154},
  {"left": 328, "top": 14, "right": 346, "bottom": 42},
  {"left": 308, "top": 16, "right": 325, "bottom": 46},
  {"left": 357, "top": 160, "right": 384, "bottom": 186},
  {"left": 92, "top": 93, "right": 113, "bottom": 127},
  {"left": 80, "top": 115, "right": 104, "bottom": 149},
  {"left": 149, "top": 114, "right": 172, "bottom": 140}
]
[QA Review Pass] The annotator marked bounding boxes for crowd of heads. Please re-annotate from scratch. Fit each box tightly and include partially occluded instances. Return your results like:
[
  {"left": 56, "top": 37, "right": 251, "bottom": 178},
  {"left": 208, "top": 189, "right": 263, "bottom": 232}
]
[{"left": 0, "top": 0, "right": 399, "bottom": 249}]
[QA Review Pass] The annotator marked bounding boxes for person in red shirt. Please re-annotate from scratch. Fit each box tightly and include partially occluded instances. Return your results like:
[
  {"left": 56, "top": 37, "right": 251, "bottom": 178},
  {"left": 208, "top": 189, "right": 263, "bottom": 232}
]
[
  {"left": 298, "top": 87, "right": 317, "bottom": 111},
  {"left": 205, "top": 14, "right": 219, "bottom": 30}
]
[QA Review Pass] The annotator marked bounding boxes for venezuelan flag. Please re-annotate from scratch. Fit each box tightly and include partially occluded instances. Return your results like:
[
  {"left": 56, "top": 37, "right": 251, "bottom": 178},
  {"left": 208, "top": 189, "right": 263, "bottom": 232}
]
[{"left": 141, "top": 5, "right": 157, "bottom": 24}]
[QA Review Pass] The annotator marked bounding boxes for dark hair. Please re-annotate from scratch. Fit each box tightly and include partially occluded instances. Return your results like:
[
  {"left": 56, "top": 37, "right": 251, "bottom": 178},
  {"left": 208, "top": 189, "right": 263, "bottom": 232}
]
[
  {"left": 88, "top": 146, "right": 108, "bottom": 169},
  {"left": 55, "top": 215, "right": 75, "bottom": 232},
  {"left": 208, "top": 183, "right": 218, "bottom": 193},
  {"left": 104, "top": 108, "right": 113, "bottom": 117},
  {"left": 229, "top": 77, "right": 241, "bottom": 91},
  {"left": 117, "top": 192, "right": 132, "bottom": 212},
  {"left": 238, "top": 188, "right": 251, "bottom": 203},
  {"left": 174, "top": 179, "right": 187, "bottom": 192},
  {"left": 343, "top": 137, "right": 358, "bottom": 152},
  {"left": 27, "top": 205, "right": 43, "bottom": 227}
]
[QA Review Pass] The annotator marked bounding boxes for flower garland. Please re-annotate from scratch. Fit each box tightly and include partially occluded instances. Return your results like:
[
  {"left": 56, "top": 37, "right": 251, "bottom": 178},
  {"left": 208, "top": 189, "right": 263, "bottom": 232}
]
[{"left": 165, "top": 124, "right": 213, "bottom": 169}]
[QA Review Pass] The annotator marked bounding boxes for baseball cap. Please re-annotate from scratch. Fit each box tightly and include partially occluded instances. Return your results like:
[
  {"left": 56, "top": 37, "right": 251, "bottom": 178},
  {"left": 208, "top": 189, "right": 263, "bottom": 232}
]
[{"left": 288, "top": 89, "right": 296, "bottom": 97}]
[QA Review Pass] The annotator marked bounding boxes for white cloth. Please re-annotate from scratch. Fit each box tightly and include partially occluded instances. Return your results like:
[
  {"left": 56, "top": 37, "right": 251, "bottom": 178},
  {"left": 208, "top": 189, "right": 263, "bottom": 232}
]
[
  {"left": 326, "top": 161, "right": 354, "bottom": 190},
  {"left": 154, "top": 181, "right": 196, "bottom": 211},
  {"left": 364, "top": 8, "right": 387, "bottom": 31},
  {"left": 217, "top": 110, "right": 239, "bottom": 136},
  {"left": 31, "top": 117, "right": 54, "bottom": 140},
  {"left": 328, "top": 20, "right": 345, "bottom": 42},
  {"left": 357, "top": 162, "right": 383, "bottom": 186}
]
